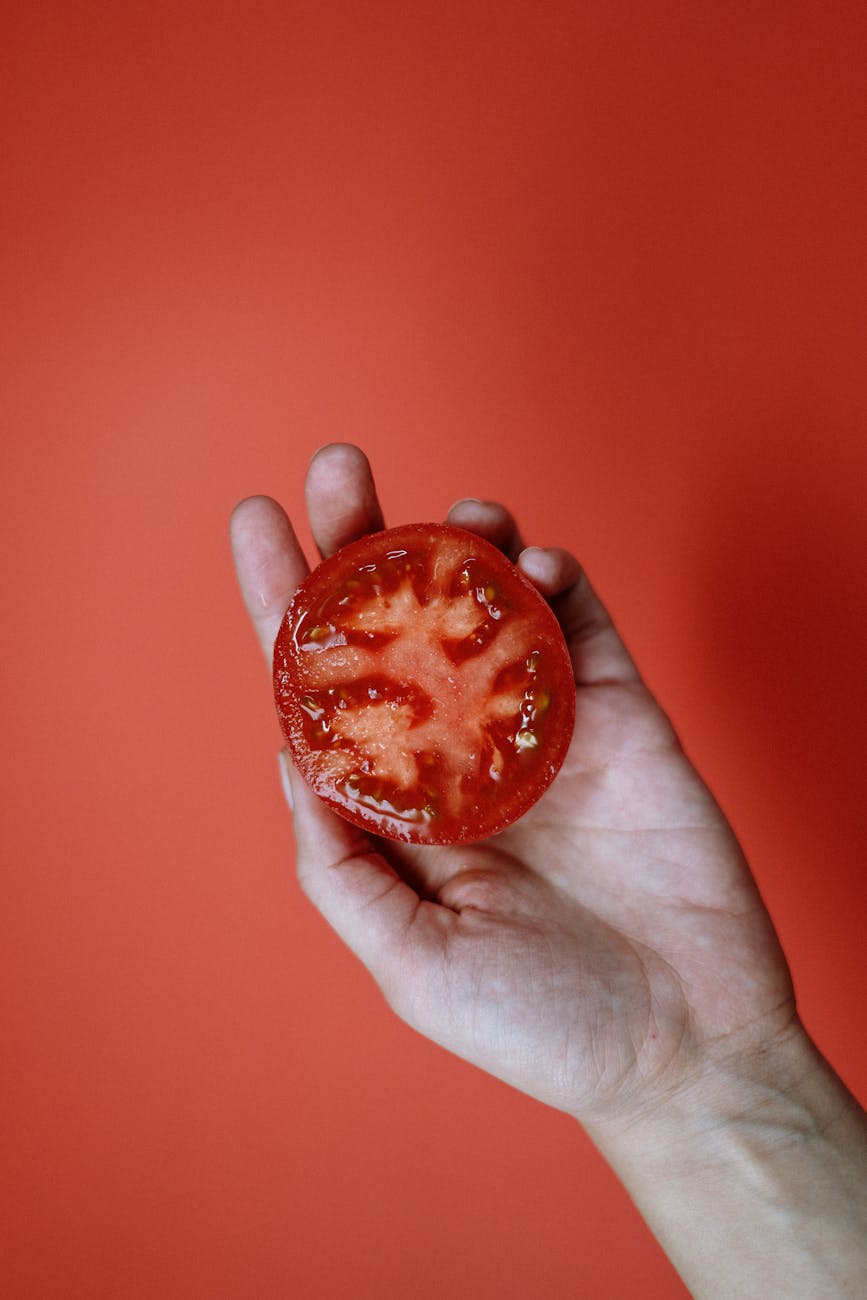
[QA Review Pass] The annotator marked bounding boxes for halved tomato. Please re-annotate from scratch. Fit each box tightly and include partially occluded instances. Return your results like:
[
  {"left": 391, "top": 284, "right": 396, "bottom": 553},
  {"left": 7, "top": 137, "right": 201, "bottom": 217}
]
[{"left": 273, "top": 523, "right": 575, "bottom": 844}]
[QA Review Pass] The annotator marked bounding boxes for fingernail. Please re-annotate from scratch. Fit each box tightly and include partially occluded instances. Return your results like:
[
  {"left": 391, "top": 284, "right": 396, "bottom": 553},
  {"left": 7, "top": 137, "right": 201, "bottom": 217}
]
[
  {"left": 277, "top": 749, "right": 294, "bottom": 811},
  {"left": 449, "top": 497, "right": 484, "bottom": 512}
]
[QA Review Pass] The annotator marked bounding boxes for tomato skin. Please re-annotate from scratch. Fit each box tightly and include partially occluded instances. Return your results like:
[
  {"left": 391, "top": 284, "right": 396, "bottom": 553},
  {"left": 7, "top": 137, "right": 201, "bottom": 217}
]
[{"left": 274, "top": 523, "right": 575, "bottom": 845}]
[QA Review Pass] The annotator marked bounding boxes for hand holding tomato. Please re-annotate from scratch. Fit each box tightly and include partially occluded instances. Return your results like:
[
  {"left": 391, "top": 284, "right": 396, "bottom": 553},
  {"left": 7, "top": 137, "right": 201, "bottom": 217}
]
[
  {"left": 231, "top": 443, "right": 793, "bottom": 1117},
  {"left": 231, "top": 444, "right": 867, "bottom": 1298}
]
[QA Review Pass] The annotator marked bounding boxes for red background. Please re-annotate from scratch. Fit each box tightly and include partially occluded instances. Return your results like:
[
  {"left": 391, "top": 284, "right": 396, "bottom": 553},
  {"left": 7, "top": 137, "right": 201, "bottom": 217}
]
[{"left": 3, "top": 3, "right": 865, "bottom": 1296}]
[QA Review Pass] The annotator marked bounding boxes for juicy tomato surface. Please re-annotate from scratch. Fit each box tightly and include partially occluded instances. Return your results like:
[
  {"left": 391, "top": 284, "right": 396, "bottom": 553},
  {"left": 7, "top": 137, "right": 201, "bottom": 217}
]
[{"left": 273, "top": 523, "right": 575, "bottom": 845}]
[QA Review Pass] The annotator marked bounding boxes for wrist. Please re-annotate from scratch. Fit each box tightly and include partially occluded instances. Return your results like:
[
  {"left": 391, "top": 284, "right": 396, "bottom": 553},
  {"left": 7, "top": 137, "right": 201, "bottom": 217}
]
[
  {"left": 584, "top": 1018, "right": 831, "bottom": 1164},
  {"left": 581, "top": 1022, "right": 867, "bottom": 1299}
]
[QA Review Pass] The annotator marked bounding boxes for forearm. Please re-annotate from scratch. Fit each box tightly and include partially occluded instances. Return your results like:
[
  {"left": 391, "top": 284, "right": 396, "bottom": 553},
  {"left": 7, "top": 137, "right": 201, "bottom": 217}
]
[{"left": 584, "top": 1026, "right": 867, "bottom": 1299}]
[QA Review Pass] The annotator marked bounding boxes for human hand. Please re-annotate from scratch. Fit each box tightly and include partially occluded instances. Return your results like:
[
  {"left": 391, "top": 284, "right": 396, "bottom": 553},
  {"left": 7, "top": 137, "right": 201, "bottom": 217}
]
[
  {"left": 231, "top": 444, "right": 867, "bottom": 1297},
  {"left": 229, "top": 443, "right": 796, "bottom": 1128}
]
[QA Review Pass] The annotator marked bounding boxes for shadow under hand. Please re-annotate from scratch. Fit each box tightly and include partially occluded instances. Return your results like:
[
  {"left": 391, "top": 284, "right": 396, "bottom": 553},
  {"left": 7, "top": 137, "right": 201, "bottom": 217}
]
[{"left": 695, "top": 407, "right": 866, "bottom": 1066}]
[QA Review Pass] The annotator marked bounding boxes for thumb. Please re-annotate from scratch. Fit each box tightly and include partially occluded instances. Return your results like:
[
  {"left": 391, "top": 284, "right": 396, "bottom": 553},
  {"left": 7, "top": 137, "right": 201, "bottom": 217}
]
[{"left": 277, "top": 750, "right": 429, "bottom": 983}]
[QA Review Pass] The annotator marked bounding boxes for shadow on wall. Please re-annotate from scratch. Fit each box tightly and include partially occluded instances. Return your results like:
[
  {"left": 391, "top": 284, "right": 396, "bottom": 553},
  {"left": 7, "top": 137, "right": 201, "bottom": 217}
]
[
  {"left": 691, "top": 403, "right": 866, "bottom": 1081},
  {"left": 697, "top": 407, "right": 866, "bottom": 895}
]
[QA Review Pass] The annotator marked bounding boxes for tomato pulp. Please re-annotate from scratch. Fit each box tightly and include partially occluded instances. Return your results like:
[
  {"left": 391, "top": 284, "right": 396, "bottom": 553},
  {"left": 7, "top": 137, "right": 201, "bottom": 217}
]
[{"left": 274, "top": 523, "right": 575, "bottom": 844}]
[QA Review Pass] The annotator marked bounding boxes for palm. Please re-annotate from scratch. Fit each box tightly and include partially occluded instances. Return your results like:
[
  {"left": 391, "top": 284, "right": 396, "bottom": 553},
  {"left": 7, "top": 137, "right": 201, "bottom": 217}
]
[
  {"left": 231, "top": 445, "right": 794, "bottom": 1125},
  {"left": 354, "top": 676, "right": 792, "bottom": 1121}
]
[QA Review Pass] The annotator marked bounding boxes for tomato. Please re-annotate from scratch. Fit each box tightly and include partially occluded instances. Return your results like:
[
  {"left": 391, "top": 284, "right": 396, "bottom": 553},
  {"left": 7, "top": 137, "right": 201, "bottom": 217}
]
[{"left": 273, "top": 523, "right": 575, "bottom": 845}]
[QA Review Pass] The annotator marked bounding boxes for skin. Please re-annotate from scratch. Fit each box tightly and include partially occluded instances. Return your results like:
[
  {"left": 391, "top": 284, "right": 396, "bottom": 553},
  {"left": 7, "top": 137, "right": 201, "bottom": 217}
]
[{"left": 230, "top": 444, "right": 867, "bottom": 1298}]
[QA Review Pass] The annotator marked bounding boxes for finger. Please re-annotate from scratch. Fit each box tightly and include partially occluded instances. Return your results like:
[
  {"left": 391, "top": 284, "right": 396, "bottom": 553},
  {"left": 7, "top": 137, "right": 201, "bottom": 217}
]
[
  {"left": 305, "top": 443, "right": 385, "bottom": 559},
  {"left": 230, "top": 495, "right": 309, "bottom": 663},
  {"left": 446, "top": 498, "right": 525, "bottom": 562},
  {"left": 279, "top": 751, "right": 443, "bottom": 985},
  {"left": 517, "top": 546, "right": 641, "bottom": 686}
]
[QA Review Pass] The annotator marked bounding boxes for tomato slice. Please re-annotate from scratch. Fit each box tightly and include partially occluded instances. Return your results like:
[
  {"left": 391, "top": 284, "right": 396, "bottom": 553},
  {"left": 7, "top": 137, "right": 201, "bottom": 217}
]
[{"left": 273, "top": 523, "right": 575, "bottom": 845}]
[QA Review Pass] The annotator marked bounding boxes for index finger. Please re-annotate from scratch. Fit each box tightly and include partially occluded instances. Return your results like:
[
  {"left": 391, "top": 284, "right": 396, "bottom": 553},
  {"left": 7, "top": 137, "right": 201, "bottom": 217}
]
[{"left": 229, "top": 494, "right": 309, "bottom": 663}]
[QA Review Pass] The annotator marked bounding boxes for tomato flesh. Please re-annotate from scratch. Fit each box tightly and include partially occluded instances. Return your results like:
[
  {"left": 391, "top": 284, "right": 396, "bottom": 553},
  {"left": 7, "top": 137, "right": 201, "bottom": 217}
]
[{"left": 274, "top": 523, "right": 575, "bottom": 844}]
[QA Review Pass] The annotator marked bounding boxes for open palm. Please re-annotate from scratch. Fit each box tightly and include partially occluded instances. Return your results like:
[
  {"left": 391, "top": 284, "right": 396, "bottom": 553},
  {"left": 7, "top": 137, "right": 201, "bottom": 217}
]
[{"left": 231, "top": 445, "right": 795, "bottom": 1126}]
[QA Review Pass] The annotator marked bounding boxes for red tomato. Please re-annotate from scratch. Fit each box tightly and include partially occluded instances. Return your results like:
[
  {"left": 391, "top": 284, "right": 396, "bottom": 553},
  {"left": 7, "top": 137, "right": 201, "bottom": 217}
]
[{"left": 274, "top": 523, "right": 575, "bottom": 845}]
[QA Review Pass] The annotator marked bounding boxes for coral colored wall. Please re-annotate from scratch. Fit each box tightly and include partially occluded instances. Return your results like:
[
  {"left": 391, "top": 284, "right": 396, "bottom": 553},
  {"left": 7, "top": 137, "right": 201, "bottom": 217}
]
[{"left": 3, "top": 3, "right": 865, "bottom": 1297}]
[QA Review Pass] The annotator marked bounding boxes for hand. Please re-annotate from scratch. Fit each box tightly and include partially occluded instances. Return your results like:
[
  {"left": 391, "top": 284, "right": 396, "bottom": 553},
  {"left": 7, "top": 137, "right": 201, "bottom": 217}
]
[
  {"left": 229, "top": 443, "right": 795, "bottom": 1125},
  {"left": 231, "top": 444, "right": 867, "bottom": 1298}
]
